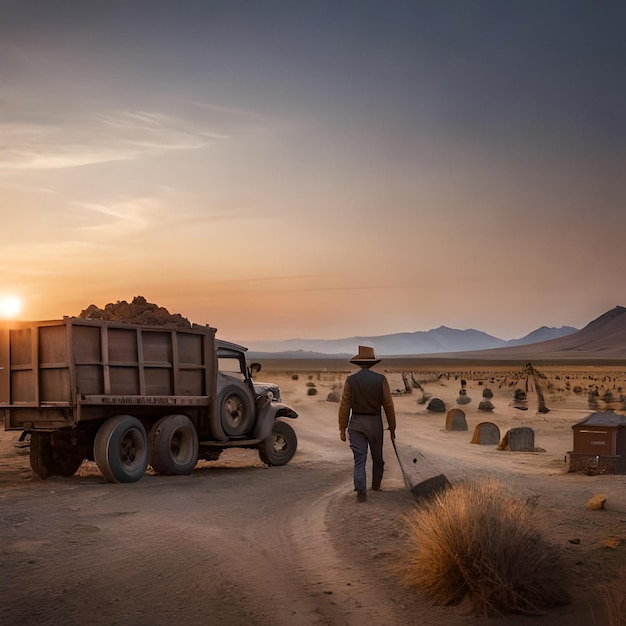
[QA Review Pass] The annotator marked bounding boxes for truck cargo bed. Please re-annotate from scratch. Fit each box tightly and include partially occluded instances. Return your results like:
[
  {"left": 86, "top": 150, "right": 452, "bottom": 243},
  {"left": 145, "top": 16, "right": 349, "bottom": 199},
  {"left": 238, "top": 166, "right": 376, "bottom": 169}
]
[{"left": 1, "top": 318, "right": 217, "bottom": 431}]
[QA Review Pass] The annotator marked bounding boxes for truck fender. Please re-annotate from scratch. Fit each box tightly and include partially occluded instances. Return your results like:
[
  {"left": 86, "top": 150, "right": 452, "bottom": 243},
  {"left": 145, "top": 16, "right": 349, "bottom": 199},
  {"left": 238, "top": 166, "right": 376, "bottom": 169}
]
[{"left": 253, "top": 402, "right": 298, "bottom": 441}]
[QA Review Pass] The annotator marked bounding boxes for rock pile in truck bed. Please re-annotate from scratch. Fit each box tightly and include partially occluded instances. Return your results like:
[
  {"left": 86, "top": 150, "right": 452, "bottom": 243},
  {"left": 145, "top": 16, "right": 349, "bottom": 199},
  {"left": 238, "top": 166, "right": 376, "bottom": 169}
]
[{"left": 78, "top": 296, "right": 192, "bottom": 328}]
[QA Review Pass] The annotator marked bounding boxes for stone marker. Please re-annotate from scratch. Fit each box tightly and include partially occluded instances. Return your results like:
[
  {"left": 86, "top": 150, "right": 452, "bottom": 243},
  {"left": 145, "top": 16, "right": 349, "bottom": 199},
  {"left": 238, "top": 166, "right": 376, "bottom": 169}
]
[
  {"left": 471, "top": 421, "right": 501, "bottom": 445},
  {"left": 392, "top": 439, "right": 451, "bottom": 501},
  {"left": 509, "top": 427, "right": 535, "bottom": 451},
  {"left": 499, "top": 427, "right": 535, "bottom": 451},
  {"left": 445, "top": 408, "right": 468, "bottom": 431},
  {"left": 427, "top": 397, "right": 446, "bottom": 412}
]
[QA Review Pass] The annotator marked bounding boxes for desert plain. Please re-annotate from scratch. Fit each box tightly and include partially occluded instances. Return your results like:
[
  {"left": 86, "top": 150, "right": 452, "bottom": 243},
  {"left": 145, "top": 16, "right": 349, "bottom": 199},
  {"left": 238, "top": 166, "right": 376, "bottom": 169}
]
[{"left": 1, "top": 358, "right": 625, "bottom": 625}]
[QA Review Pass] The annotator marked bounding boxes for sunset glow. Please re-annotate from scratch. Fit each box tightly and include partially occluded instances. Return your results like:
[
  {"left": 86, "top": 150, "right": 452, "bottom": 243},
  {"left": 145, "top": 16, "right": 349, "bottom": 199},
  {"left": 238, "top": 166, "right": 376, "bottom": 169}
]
[
  {"left": 0, "top": 296, "right": 22, "bottom": 320},
  {"left": 1, "top": 2, "right": 624, "bottom": 343}
]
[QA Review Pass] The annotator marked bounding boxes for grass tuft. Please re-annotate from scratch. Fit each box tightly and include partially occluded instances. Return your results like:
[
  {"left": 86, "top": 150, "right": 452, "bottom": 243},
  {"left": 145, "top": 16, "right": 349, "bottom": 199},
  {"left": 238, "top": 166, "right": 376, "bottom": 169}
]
[{"left": 399, "top": 478, "right": 570, "bottom": 616}]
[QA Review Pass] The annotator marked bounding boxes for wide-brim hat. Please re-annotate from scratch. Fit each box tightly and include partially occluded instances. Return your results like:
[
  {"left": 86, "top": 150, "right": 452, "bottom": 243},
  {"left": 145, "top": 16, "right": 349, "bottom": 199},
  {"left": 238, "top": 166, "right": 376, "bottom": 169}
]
[{"left": 350, "top": 345, "right": 381, "bottom": 365}]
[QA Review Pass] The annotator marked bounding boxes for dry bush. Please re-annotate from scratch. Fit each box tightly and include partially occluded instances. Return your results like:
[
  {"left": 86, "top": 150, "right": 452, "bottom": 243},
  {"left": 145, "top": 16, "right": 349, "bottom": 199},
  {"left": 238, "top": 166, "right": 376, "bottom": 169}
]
[{"left": 399, "top": 479, "right": 569, "bottom": 616}]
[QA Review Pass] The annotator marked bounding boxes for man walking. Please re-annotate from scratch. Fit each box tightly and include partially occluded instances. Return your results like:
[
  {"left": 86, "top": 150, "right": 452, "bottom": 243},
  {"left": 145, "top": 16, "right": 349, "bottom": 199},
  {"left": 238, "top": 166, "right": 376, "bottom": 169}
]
[{"left": 338, "top": 346, "right": 396, "bottom": 502}]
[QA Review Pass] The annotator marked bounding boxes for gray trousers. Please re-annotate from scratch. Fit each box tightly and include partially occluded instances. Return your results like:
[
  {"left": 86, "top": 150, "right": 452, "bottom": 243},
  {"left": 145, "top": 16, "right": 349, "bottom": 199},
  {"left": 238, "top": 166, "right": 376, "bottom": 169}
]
[{"left": 348, "top": 415, "right": 384, "bottom": 492}]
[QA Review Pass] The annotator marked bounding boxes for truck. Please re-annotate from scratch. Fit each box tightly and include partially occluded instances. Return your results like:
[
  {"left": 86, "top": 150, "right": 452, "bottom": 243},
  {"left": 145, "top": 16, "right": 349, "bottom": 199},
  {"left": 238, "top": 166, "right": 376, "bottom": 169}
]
[{"left": 0, "top": 317, "right": 298, "bottom": 483}]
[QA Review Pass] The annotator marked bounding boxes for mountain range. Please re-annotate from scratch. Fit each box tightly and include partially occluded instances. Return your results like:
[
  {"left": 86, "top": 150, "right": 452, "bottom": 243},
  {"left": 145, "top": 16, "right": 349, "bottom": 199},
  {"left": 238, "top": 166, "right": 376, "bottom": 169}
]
[
  {"left": 452, "top": 306, "right": 626, "bottom": 360},
  {"left": 248, "top": 306, "right": 626, "bottom": 360},
  {"left": 247, "top": 322, "right": 578, "bottom": 357}
]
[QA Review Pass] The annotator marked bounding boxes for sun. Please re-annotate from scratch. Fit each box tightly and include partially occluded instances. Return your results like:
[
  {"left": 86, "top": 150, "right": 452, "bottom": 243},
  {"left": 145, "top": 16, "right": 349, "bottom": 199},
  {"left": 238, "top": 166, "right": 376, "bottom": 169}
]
[{"left": 0, "top": 296, "right": 22, "bottom": 319}]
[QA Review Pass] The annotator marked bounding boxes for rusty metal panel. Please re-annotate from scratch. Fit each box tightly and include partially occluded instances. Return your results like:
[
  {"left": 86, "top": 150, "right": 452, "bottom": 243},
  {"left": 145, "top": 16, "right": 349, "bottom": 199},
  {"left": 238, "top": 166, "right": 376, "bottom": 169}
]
[
  {"left": 142, "top": 330, "right": 172, "bottom": 363},
  {"left": 3, "top": 318, "right": 219, "bottom": 432},
  {"left": 145, "top": 367, "right": 173, "bottom": 395},
  {"left": 10, "top": 370, "right": 35, "bottom": 403},
  {"left": 573, "top": 426, "right": 617, "bottom": 455},
  {"left": 175, "top": 332, "right": 204, "bottom": 396},
  {"left": 178, "top": 332, "right": 202, "bottom": 364},
  {"left": 9, "top": 327, "right": 32, "bottom": 366},
  {"left": 108, "top": 327, "right": 138, "bottom": 362},
  {"left": 178, "top": 369, "right": 204, "bottom": 396},
  {"left": 75, "top": 365, "right": 104, "bottom": 395},
  {"left": 72, "top": 324, "right": 101, "bottom": 363},
  {"left": 6, "top": 406, "right": 73, "bottom": 430},
  {"left": 81, "top": 395, "right": 209, "bottom": 407},
  {"left": 39, "top": 325, "right": 67, "bottom": 364},
  {"left": 41, "top": 368, "right": 71, "bottom": 402},
  {"left": 204, "top": 327, "right": 220, "bottom": 439},
  {"left": 617, "top": 428, "right": 626, "bottom": 456},
  {"left": 110, "top": 366, "right": 140, "bottom": 395}
]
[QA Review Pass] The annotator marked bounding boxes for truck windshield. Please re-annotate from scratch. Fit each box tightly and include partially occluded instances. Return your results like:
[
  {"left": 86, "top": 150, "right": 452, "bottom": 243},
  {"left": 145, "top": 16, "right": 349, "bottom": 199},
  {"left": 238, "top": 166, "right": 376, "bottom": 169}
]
[{"left": 217, "top": 352, "right": 246, "bottom": 381}]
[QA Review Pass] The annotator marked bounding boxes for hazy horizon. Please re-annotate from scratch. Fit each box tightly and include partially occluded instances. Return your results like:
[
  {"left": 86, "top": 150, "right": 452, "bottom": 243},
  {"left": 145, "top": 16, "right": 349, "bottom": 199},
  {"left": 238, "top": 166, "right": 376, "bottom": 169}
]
[
  {"left": 1, "top": 1, "right": 624, "bottom": 343},
  {"left": 248, "top": 320, "right": 580, "bottom": 344}
]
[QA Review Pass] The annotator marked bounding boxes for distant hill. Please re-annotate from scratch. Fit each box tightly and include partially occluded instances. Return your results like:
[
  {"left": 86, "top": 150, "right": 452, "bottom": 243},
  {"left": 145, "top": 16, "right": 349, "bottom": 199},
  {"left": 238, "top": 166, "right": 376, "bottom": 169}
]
[
  {"left": 436, "top": 306, "right": 626, "bottom": 360},
  {"left": 247, "top": 323, "right": 578, "bottom": 358},
  {"left": 505, "top": 325, "right": 578, "bottom": 347},
  {"left": 247, "top": 349, "right": 349, "bottom": 360}
]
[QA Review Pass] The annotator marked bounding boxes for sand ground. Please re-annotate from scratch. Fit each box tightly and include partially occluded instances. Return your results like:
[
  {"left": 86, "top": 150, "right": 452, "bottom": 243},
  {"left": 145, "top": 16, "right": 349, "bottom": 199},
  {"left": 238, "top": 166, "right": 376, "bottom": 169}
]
[{"left": 1, "top": 362, "right": 625, "bottom": 625}]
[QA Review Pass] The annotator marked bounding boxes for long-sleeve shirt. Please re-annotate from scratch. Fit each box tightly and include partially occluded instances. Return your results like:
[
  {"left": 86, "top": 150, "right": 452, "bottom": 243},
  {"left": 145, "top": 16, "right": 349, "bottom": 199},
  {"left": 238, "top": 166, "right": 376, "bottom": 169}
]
[{"left": 338, "top": 367, "right": 396, "bottom": 433}]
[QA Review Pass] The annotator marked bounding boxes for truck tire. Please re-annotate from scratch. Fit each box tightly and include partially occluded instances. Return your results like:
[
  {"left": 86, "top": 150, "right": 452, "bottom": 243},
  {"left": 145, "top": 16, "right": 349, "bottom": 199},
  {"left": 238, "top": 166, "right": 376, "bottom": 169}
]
[
  {"left": 218, "top": 384, "right": 255, "bottom": 437},
  {"left": 94, "top": 415, "right": 148, "bottom": 483},
  {"left": 149, "top": 414, "right": 199, "bottom": 475},
  {"left": 258, "top": 420, "right": 297, "bottom": 466},
  {"left": 30, "top": 432, "right": 84, "bottom": 479}
]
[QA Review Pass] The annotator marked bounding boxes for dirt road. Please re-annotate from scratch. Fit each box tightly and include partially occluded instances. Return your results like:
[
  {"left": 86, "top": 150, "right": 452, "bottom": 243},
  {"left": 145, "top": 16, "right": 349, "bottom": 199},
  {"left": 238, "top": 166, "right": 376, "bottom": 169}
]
[
  {"left": 1, "top": 373, "right": 625, "bottom": 625},
  {"left": 0, "top": 400, "right": 423, "bottom": 626}
]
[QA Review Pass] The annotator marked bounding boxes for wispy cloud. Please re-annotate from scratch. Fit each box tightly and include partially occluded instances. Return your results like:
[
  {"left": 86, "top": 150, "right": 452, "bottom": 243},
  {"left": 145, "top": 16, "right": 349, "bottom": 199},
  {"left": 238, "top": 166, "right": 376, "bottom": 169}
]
[
  {"left": 0, "top": 108, "right": 226, "bottom": 172},
  {"left": 0, "top": 180, "right": 58, "bottom": 194},
  {"left": 68, "top": 196, "right": 163, "bottom": 233},
  {"left": 68, "top": 194, "right": 263, "bottom": 235},
  {"left": 71, "top": 201, "right": 147, "bottom": 226}
]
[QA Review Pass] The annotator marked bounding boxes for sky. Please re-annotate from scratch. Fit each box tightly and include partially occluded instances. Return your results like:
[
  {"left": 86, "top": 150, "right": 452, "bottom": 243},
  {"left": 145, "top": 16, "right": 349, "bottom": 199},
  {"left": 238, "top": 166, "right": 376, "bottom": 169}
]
[{"left": 1, "top": 0, "right": 625, "bottom": 342}]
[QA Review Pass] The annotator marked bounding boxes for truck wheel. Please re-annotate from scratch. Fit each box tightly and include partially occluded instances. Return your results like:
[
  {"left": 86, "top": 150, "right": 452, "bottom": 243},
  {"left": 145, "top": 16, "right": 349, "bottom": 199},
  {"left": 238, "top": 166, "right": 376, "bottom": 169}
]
[
  {"left": 149, "top": 414, "right": 199, "bottom": 475},
  {"left": 218, "top": 384, "right": 255, "bottom": 437},
  {"left": 29, "top": 432, "right": 54, "bottom": 479},
  {"left": 94, "top": 415, "right": 148, "bottom": 483},
  {"left": 258, "top": 420, "right": 297, "bottom": 466},
  {"left": 30, "top": 432, "right": 84, "bottom": 479}
]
